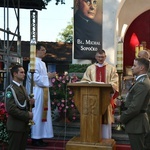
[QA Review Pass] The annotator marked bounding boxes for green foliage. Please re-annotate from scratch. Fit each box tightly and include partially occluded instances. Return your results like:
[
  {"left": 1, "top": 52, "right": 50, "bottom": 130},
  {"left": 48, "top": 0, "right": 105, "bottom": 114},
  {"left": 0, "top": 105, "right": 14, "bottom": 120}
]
[
  {"left": 43, "top": 0, "right": 65, "bottom": 5},
  {"left": 56, "top": 18, "right": 73, "bottom": 43},
  {"left": 68, "top": 64, "right": 91, "bottom": 73},
  {"left": 0, "top": 122, "right": 8, "bottom": 143},
  {"left": 50, "top": 74, "right": 79, "bottom": 121},
  {"left": 43, "top": 0, "right": 51, "bottom": 5}
]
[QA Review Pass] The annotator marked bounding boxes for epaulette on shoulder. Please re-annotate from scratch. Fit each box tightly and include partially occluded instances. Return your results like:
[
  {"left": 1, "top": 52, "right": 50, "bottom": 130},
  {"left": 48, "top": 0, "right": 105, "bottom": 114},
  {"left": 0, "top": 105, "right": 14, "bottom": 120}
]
[{"left": 5, "top": 84, "right": 13, "bottom": 99}]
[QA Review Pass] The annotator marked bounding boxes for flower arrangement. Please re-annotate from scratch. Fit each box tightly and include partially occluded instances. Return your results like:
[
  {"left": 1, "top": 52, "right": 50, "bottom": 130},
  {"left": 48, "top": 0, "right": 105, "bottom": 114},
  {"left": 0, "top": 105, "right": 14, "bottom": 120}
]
[
  {"left": 50, "top": 73, "right": 79, "bottom": 122},
  {"left": 0, "top": 101, "right": 8, "bottom": 143}
]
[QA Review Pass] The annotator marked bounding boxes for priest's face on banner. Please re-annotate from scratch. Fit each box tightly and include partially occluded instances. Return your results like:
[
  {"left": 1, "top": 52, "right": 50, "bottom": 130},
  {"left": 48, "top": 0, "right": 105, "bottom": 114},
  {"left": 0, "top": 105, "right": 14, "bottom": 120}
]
[
  {"left": 77, "top": 0, "right": 97, "bottom": 20},
  {"left": 74, "top": 0, "right": 102, "bottom": 59}
]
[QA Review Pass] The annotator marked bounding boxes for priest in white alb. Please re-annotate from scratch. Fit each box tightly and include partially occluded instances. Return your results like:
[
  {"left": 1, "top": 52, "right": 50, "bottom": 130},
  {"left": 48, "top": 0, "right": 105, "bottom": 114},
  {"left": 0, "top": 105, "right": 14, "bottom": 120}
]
[{"left": 26, "top": 42, "right": 56, "bottom": 147}]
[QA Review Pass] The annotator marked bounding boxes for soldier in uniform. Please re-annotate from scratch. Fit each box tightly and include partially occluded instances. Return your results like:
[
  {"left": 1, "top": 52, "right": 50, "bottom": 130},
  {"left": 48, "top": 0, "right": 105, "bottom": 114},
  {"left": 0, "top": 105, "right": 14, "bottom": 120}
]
[
  {"left": 5, "top": 64, "right": 34, "bottom": 150},
  {"left": 117, "top": 58, "right": 150, "bottom": 150},
  {"left": 138, "top": 50, "right": 150, "bottom": 150}
]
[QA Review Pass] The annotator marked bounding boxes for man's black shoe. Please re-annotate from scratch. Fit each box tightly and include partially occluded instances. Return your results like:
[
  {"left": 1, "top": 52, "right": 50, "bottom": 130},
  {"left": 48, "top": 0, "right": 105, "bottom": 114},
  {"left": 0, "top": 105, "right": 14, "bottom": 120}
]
[
  {"left": 32, "top": 139, "right": 48, "bottom": 147},
  {"left": 39, "top": 139, "right": 49, "bottom": 146}
]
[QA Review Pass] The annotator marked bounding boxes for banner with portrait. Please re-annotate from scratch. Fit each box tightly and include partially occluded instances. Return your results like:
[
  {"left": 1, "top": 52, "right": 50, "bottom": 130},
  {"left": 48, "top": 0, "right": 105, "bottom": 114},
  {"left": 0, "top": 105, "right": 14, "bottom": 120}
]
[{"left": 74, "top": 0, "right": 102, "bottom": 59}]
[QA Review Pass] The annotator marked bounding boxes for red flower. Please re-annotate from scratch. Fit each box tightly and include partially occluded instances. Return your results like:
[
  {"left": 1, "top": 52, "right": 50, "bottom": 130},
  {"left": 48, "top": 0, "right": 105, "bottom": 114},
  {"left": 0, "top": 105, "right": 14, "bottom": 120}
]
[{"left": 0, "top": 102, "right": 8, "bottom": 123}]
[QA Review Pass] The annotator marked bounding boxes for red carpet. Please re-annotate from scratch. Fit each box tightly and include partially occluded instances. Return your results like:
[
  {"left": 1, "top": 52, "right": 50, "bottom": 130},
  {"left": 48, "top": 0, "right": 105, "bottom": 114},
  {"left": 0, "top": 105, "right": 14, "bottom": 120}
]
[
  {"left": 26, "top": 139, "right": 67, "bottom": 150},
  {"left": 116, "top": 144, "right": 131, "bottom": 150},
  {"left": 26, "top": 139, "right": 131, "bottom": 150},
  {"left": 0, "top": 139, "right": 131, "bottom": 150}
]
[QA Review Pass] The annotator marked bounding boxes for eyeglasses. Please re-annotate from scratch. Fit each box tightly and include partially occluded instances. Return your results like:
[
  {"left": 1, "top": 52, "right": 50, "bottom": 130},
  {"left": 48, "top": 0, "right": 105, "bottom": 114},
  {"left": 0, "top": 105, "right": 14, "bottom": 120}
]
[
  {"left": 96, "top": 55, "right": 106, "bottom": 59},
  {"left": 83, "top": 0, "right": 97, "bottom": 7}
]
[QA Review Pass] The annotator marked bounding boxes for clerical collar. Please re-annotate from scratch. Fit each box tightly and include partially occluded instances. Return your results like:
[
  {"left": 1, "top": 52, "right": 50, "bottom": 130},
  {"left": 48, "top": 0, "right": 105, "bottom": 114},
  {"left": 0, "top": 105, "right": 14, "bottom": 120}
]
[
  {"left": 135, "top": 74, "right": 147, "bottom": 80},
  {"left": 78, "top": 14, "right": 89, "bottom": 23},
  {"left": 36, "top": 57, "right": 42, "bottom": 61},
  {"left": 13, "top": 80, "right": 21, "bottom": 87},
  {"left": 96, "top": 63, "right": 104, "bottom": 67}
]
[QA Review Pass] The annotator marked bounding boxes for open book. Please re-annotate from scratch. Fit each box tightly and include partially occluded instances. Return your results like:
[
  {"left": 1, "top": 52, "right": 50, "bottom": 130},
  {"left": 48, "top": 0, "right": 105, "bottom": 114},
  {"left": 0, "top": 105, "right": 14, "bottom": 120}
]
[{"left": 75, "top": 81, "right": 104, "bottom": 84}]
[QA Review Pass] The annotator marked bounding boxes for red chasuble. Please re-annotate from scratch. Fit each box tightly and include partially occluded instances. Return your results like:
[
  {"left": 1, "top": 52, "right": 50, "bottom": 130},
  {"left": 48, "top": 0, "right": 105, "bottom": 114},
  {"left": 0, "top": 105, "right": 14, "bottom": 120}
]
[
  {"left": 96, "top": 65, "right": 106, "bottom": 82},
  {"left": 96, "top": 65, "right": 118, "bottom": 114}
]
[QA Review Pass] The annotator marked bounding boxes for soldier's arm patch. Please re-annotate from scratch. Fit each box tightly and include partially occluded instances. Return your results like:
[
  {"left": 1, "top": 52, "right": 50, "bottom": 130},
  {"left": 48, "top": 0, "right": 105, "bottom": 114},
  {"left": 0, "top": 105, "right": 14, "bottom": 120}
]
[{"left": 6, "top": 91, "right": 12, "bottom": 98}]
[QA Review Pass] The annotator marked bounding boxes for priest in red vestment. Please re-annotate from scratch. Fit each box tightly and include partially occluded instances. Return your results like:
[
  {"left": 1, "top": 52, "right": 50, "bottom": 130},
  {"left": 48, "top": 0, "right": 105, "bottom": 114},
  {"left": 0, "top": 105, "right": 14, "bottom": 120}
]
[{"left": 81, "top": 49, "right": 119, "bottom": 139}]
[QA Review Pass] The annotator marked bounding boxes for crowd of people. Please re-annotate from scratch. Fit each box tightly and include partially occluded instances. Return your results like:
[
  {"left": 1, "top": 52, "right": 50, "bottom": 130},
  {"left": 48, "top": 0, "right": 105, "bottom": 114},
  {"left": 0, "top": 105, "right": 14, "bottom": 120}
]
[
  {"left": 1, "top": 0, "right": 150, "bottom": 149},
  {"left": 2, "top": 35, "right": 150, "bottom": 150}
]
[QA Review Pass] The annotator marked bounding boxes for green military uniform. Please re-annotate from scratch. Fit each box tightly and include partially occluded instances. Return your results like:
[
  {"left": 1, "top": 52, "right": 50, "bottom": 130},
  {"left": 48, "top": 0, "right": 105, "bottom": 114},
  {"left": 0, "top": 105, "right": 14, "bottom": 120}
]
[
  {"left": 120, "top": 75, "right": 150, "bottom": 150},
  {"left": 147, "top": 68, "right": 150, "bottom": 124},
  {"left": 145, "top": 69, "right": 150, "bottom": 150},
  {"left": 5, "top": 82, "right": 30, "bottom": 150}
]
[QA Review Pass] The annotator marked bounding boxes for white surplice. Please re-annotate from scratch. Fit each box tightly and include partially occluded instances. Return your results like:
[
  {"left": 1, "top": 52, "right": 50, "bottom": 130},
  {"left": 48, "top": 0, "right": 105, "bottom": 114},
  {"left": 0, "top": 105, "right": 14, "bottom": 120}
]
[{"left": 26, "top": 57, "right": 53, "bottom": 139}]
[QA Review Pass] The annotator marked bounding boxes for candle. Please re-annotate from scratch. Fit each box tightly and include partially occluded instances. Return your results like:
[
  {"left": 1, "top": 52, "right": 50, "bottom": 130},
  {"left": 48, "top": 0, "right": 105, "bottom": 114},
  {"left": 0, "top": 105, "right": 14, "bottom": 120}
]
[
  {"left": 30, "top": 39, "right": 36, "bottom": 72},
  {"left": 135, "top": 45, "right": 139, "bottom": 58},
  {"left": 117, "top": 41, "right": 123, "bottom": 72},
  {"left": 139, "top": 44, "right": 143, "bottom": 51}
]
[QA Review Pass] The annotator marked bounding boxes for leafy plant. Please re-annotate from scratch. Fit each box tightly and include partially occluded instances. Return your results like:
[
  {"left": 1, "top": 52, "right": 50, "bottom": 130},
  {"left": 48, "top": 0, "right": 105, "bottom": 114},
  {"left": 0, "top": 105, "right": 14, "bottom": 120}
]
[
  {"left": 68, "top": 64, "right": 91, "bottom": 73},
  {"left": 57, "top": 18, "right": 73, "bottom": 43},
  {"left": 50, "top": 73, "right": 79, "bottom": 121},
  {"left": 44, "top": 0, "right": 65, "bottom": 5}
]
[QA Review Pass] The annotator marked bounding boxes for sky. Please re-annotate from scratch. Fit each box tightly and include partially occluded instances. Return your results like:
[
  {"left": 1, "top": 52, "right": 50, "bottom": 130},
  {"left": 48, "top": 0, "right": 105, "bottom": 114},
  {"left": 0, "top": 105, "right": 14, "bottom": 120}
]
[{"left": 0, "top": 0, "right": 73, "bottom": 42}]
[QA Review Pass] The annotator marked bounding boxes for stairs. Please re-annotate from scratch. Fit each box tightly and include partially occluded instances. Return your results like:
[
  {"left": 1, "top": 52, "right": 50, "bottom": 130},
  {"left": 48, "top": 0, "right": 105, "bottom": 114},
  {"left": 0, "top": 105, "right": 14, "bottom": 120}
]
[
  {"left": 1, "top": 88, "right": 132, "bottom": 150},
  {"left": 0, "top": 108, "right": 131, "bottom": 150},
  {"left": 25, "top": 119, "right": 131, "bottom": 150},
  {"left": 0, "top": 119, "right": 131, "bottom": 150},
  {"left": 49, "top": 105, "right": 131, "bottom": 150}
]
